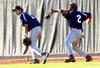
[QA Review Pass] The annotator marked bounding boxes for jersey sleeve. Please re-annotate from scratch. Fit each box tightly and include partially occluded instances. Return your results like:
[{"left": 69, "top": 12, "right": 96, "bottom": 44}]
[
  {"left": 20, "top": 13, "right": 28, "bottom": 26},
  {"left": 83, "top": 12, "right": 91, "bottom": 19}
]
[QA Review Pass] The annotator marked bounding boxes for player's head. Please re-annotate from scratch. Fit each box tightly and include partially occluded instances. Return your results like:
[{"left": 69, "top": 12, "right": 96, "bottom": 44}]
[
  {"left": 68, "top": 3, "right": 78, "bottom": 11},
  {"left": 12, "top": 6, "right": 23, "bottom": 15}
]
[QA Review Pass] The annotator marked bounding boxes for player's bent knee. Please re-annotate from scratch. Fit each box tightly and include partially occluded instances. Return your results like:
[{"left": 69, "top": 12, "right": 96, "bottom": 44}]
[{"left": 72, "top": 42, "right": 78, "bottom": 46}]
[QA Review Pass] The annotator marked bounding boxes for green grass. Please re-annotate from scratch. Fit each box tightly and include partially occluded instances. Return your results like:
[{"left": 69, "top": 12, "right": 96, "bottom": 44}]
[{"left": 0, "top": 62, "right": 100, "bottom": 68}]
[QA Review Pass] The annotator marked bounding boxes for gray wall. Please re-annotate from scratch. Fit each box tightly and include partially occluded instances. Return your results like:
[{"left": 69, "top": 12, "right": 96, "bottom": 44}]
[{"left": 0, "top": 0, "right": 100, "bottom": 56}]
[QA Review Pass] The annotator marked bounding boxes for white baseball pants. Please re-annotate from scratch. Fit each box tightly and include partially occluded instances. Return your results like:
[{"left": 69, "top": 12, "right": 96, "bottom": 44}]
[
  {"left": 28, "top": 26, "right": 42, "bottom": 60},
  {"left": 64, "top": 28, "right": 87, "bottom": 57}
]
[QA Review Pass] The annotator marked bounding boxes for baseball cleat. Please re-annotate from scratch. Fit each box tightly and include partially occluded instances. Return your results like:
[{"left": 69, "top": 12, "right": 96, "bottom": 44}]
[
  {"left": 64, "top": 58, "right": 76, "bottom": 63},
  {"left": 64, "top": 55, "right": 76, "bottom": 63},
  {"left": 42, "top": 52, "right": 49, "bottom": 64},
  {"left": 86, "top": 55, "right": 93, "bottom": 62},
  {"left": 30, "top": 59, "right": 40, "bottom": 64}
]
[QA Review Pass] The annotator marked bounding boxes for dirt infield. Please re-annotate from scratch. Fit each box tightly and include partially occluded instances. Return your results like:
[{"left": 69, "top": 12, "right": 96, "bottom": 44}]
[{"left": 0, "top": 53, "right": 100, "bottom": 64}]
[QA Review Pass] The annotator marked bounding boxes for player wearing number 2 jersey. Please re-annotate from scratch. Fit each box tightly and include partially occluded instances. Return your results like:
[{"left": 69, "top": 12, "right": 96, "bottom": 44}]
[
  {"left": 52, "top": 3, "right": 93, "bottom": 62},
  {"left": 66, "top": 10, "right": 90, "bottom": 31}
]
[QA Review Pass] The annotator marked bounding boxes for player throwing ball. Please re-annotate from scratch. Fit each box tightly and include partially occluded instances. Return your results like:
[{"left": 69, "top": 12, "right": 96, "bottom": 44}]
[
  {"left": 51, "top": 3, "right": 93, "bottom": 62},
  {"left": 12, "top": 6, "right": 49, "bottom": 64}
]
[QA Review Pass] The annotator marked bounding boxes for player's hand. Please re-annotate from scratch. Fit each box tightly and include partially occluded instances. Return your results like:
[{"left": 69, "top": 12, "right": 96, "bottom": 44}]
[
  {"left": 87, "top": 16, "right": 92, "bottom": 25},
  {"left": 44, "top": 9, "right": 53, "bottom": 19}
]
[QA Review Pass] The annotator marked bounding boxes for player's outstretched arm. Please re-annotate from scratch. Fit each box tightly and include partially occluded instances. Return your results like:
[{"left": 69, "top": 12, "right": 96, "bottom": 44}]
[
  {"left": 44, "top": 9, "right": 68, "bottom": 19},
  {"left": 52, "top": 9, "right": 69, "bottom": 18},
  {"left": 51, "top": 9, "right": 62, "bottom": 13}
]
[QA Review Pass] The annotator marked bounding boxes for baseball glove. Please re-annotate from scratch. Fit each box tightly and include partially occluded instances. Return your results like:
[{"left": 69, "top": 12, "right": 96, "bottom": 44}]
[
  {"left": 44, "top": 9, "right": 53, "bottom": 19},
  {"left": 23, "top": 37, "right": 31, "bottom": 46}
]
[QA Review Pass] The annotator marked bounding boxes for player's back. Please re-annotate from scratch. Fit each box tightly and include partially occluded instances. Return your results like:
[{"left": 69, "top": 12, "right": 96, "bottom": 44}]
[
  {"left": 66, "top": 10, "right": 86, "bottom": 30},
  {"left": 20, "top": 12, "right": 41, "bottom": 31}
]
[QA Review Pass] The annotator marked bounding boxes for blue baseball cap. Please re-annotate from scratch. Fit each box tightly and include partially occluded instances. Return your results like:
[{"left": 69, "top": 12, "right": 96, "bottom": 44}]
[
  {"left": 69, "top": 3, "right": 78, "bottom": 10},
  {"left": 12, "top": 5, "right": 23, "bottom": 11}
]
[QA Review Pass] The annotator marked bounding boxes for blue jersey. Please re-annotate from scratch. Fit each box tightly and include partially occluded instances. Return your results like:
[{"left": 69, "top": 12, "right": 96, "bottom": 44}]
[
  {"left": 66, "top": 10, "right": 91, "bottom": 30},
  {"left": 20, "top": 12, "right": 41, "bottom": 31}
]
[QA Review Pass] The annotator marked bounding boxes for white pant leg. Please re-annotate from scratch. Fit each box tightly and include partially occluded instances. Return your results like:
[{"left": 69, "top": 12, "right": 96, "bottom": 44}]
[
  {"left": 64, "top": 31, "right": 74, "bottom": 56},
  {"left": 28, "top": 26, "right": 42, "bottom": 59},
  {"left": 29, "top": 46, "right": 35, "bottom": 59},
  {"left": 72, "top": 30, "right": 87, "bottom": 57},
  {"left": 73, "top": 46, "right": 87, "bottom": 57},
  {"left": 64, "top": 29, "right": 82, "bottom": 56}
]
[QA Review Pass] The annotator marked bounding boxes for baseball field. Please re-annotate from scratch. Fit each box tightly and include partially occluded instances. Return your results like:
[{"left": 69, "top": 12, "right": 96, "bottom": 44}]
[
  {"left": 0, "top": 62, "right": 100, "bottom": 68},
  {"left": 0, "top": 54, "right": 100, "bottom": 68}
]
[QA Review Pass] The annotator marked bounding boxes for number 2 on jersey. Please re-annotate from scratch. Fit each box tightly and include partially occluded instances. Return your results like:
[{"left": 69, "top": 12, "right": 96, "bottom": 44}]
[{"left": 77, "top": 15, "right": 81, "bottom": 23}]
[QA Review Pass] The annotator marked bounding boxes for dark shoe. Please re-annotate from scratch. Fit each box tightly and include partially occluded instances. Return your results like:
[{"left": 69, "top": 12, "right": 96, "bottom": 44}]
[
  {"left": 30, "top": 59, "right": 40, "bottom": 64},
  {"left": 42, "top": 52, "right": 49, "bottom": 64},
  {"left": 64, "top": 58, "right": 76, "bottom": 63},
  {"left": 86, "top": 55, "right": 93, "bottom": 62},
  {"left": 64, "top": 55, "right": 76, "bottom": 63}
]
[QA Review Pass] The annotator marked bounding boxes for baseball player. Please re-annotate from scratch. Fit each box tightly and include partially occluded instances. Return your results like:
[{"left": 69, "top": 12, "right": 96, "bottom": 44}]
[
  {"left": 12, "top": 6, "right": 49, "bottom": 64},
  {"left": 51, "top": 3, "right": 93, "bottom": 62}
]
